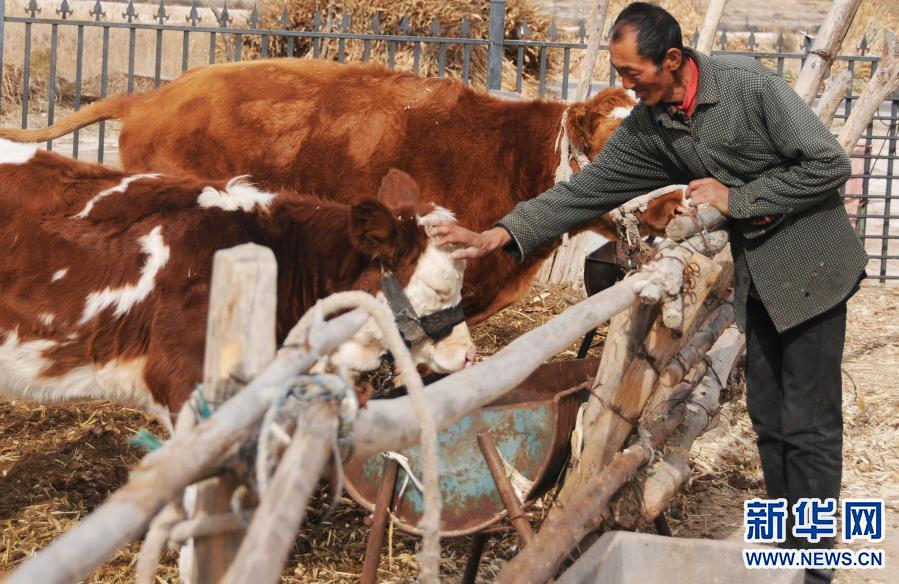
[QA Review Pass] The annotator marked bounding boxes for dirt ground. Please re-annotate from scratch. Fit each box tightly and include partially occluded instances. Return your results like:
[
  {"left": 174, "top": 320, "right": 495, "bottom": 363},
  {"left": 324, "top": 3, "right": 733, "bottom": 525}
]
[{"left": 0, "top": 283, "right": 896, "bottom": 582}]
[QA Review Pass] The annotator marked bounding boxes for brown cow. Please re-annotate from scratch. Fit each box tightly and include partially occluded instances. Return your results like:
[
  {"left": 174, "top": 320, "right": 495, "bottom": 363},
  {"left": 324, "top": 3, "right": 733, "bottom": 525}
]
[
  {"left": 0, "top": 59, "right": 683, "bottom": 324},
  {"left": 0, "top": 138, "right": 474, "bottom": 420}
]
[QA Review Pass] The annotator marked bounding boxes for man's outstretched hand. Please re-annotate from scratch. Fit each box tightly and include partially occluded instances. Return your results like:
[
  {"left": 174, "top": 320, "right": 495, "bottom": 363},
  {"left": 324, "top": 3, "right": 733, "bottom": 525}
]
[{"left": 431, "top": 223, "right": 512, "bottom": 260}]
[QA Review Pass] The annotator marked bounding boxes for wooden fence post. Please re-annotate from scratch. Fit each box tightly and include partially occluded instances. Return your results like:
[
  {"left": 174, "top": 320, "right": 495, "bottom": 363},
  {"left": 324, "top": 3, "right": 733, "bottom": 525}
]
[
  {"left": 189, "top": 243, "right": 277, "bottom": 583},
  {"left": 793, "top": 0, "right": 864, "bottom": 104},
  {"left": 695, "top": 0, "right": 728, "bottom": 56},
  {"left": 575, "top": 0, "right": 611, "bottom": 102}
]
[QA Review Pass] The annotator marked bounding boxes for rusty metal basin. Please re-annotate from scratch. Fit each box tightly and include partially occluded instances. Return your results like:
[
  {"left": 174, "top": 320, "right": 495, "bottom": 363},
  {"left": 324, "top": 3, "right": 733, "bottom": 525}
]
[{"left": 344, "top": 357, "right": 599, "bottom": 538}]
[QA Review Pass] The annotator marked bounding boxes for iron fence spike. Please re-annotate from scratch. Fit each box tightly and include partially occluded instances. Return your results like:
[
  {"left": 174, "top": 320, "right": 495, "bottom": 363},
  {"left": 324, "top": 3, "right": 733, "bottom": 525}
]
[
  {"left": 155, "top": 0, "right": 168, "bottom": 24},
  {"left": 460, "top": 17, "right": 470, "bottom": 38},
  {"left": 776, "top": 31, "right": 785, "bottom": 52},
  {"left": 122, "top": 0, "right": 137, "bottom": 23},
  {"left": 521, "top": 17, "right": 529, "bottom": 39},
  {"left": 549, "top": 18, "right": 559, "bottom": 41},
  {"left": 219, "top": 1, "right": 232, "bottom": 27},
  {"left": 279, "top": 7, "right": 290, "bottom": 29},
  {"left": 186, "top": 0, "right": 200, "bottom": 25},
  {"left": 312, "top": 9, "right": 322, "bottom": 31},
  {"left": 431, "top": 16, "right": 441, "bottom": 36},
  {"left": 371, "top": 12, "right": 381, "bottom": 34},
  {"left": 56, "top": 0, "right": 73, "bottom": 19},
  {"left": 342, "top": 11, "right": 351, "bottom": 31},
  {"left": 90, "top": 0, "right": 105, "bottom": 21},
  {"left": 577, "top": 19, "right": 586, "bottom": 43},
  {"left": 247, "top": 3, "right": 259, "bottom": 28},
  {"left": 26, "top": 0, "right": 41, "bottom": 17},
  {"left": 719, "top": 29, "right": 728, "bottom": 50},
  {"left": 748, "top": 30, "right": 756, "bottom": 51}
]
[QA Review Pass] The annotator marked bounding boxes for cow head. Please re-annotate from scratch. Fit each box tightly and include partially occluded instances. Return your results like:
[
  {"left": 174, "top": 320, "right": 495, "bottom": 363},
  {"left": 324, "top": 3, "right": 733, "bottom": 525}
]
[
  {"left": 565, "top": 87, "right": 637, "bottom": 160},
  {"left": 334, "top": 169, "right": 475, "bottom": 373}
]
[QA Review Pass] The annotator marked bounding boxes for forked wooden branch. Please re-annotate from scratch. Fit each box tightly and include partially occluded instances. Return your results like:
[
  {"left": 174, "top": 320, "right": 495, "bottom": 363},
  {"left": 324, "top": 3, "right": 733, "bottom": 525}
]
[
  {"left": 614, "top": 326, "right": 746, "bottom": 528},
  {"left": 659, "top": 302, "right": 735, "bottom": 386},
  {"left": 793, "top": 0, "right": 864, "bottom": 104},
  {"left": 838, "top": 29, "right": 899, "bottom": 153}
]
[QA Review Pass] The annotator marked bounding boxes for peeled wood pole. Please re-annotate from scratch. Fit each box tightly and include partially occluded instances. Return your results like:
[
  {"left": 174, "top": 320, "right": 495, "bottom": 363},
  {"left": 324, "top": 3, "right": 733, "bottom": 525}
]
[
  {"left": 223, "top": 401, "right": 339, "bottom": 584},
  {"left": 360, "top": 458, "right": 401, "bottom": 584},
  {"left": 838, "top": 29, "right": 899, "bottom": 153},
  {"left": 793, "top": 0, "right": 864, "bottom": 104},
  {"left": 634, "top": 326, "right": 746, "bottom": 525},
  {"left": 575, "top": 0, "right": 611, "bottom": 102},
  {"left": 695, "top": 0, "right": 727, "bottom": 56},
  {"left": 478, "top": 431, "right": 536, "bottom": 546},
  {"left": 814, "top": 70, "right": 853, "bottom": 126},
  {"left": 191, "top": 244, "right": 277, "bottom": 583}
]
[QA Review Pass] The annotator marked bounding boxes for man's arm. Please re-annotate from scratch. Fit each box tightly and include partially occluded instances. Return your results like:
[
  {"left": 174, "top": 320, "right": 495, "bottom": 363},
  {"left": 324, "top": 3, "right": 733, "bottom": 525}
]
[
  {"left": 495, "top": 114, "right": 679, "bottom": 261},
  {"left": 727, "top": 74, "right": 851, "bottom": 220}
]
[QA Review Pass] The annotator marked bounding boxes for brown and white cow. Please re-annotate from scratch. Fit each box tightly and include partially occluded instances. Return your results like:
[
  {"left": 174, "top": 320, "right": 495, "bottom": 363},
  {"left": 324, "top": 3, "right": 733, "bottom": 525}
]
[
  {"left": 0, "top": 138, "right": 474, "bottom": 420},
  {"left": 0, "top": 59, "right": 683, "bottom": 324}
]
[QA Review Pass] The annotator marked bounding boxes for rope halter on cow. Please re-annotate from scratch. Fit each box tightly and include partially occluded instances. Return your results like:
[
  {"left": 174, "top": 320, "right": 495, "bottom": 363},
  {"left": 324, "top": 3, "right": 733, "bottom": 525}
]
[
  {"left": 554, "top": 107, "right": 593, "bottom": 185},
  {"left": 379, "top": 269, "right": 466, "bottom": 348}
]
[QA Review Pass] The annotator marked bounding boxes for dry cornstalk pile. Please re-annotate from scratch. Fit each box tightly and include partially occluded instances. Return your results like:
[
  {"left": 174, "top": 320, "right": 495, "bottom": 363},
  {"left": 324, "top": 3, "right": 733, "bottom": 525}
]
[{"left": 242, "top": 0, "right": 559, "bottom": 92}]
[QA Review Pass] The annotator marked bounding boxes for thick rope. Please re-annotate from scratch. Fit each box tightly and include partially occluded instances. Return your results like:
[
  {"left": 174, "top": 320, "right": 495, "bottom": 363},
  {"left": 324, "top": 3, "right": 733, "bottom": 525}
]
[{"left": 286, "top": 291, "right": 443, "bottom": 583}]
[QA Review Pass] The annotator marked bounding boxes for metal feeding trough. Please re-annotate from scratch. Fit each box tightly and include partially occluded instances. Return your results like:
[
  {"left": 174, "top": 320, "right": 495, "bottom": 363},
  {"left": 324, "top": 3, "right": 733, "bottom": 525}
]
[{"left": 344, "top": 357, "right": 599, "bottom": 538}]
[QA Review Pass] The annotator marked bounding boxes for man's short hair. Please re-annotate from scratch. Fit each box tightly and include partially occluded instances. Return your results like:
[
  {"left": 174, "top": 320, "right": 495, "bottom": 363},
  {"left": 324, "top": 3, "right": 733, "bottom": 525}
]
[{"left": 611, "top": 2, "right": 684, "bottom": 67}]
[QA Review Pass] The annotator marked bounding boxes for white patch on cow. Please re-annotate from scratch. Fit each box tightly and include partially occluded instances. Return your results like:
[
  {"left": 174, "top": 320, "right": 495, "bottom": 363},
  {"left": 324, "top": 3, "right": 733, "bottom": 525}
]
[
  {"left": 0, "top": 329, "right": 158, "bottom": 409},
  {"left": 330, "top": 208, "right": 475, "bottom": 374},
  {"left": 417, "top": 206, "right": 456, "bottom": 228},
  {"left": 0, "top": 138, "right": 39, "bottom": 165},
  {"left": 75, "top": 173, "right": 161, "bottom": 219},
  {"left": 37, "top": 313, "right": 55, "bottom": 327},
  {"left": 52, "top": 268, "right": 69, "bottom": 282},
  {"left": 197, "top": 176, "right": 277, "bottom": 212},
  {"left": 79, "top": 225, "right": 170, "bottom": 325},
  {"left": 610, "top": 106, "right": 633, "bottom": 119}
]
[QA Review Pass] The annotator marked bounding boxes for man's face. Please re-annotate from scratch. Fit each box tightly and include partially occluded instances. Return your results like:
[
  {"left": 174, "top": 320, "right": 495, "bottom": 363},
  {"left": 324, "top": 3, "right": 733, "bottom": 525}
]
[{"left": 609, "top": 27, "right": 681, "bottom": 106}]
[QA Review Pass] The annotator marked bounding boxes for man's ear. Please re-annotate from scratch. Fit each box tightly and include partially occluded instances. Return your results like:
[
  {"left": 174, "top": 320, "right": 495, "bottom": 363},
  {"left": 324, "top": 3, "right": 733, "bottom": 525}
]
[
  {"left": 349, "top": 198, "right": 400, "bottom": 262},
  {"left": 663, "top": 47, "right": 683, "bottom": 72}
]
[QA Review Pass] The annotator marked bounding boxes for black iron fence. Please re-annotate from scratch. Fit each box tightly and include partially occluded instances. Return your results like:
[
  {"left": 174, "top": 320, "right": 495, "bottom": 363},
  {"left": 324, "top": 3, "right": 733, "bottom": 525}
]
[{"left": 1, "top": 0, "right": 897, "bottom": 281}]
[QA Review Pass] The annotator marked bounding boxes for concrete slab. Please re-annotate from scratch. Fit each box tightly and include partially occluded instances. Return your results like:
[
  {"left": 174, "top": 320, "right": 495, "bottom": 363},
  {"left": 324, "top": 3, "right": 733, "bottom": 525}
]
[{"left": 556, "top": 531, "right": 804, "bottom": 584}]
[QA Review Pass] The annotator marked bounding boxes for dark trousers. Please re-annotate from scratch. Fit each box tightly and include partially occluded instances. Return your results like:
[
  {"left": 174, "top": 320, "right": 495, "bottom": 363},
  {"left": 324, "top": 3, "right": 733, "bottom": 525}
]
[{"left": 744, "top": 297, "right": 846, "bottom": 582}]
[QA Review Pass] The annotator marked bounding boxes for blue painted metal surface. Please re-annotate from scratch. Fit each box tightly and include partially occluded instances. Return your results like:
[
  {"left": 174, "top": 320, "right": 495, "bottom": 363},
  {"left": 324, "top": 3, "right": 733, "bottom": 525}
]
[{"left": 344, "top": 357, "right": 599, "bottom": 537}]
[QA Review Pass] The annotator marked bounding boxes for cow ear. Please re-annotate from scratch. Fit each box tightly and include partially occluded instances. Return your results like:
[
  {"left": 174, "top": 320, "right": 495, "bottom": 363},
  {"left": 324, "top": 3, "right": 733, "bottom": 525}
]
[
  {"left": 565, "top": 103, "right": 595, "bottom": 156},
  {"left": 376, "top": 168, "right": 421, "bottom": 210},
  {"left": 349, "top": 198, "right": 401, "bottom": 261}
]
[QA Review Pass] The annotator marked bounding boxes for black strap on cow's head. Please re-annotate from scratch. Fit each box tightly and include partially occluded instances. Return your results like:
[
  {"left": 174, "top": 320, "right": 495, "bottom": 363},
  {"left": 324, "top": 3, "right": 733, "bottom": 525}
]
[{"left": 380, "top": 269, "right": 466, "bottom": 347}]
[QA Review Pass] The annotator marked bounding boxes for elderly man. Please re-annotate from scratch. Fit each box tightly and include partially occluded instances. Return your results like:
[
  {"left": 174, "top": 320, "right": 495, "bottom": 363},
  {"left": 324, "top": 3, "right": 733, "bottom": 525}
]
[{"left": 434, "top": 3, "right": 866, "bottom": 582}]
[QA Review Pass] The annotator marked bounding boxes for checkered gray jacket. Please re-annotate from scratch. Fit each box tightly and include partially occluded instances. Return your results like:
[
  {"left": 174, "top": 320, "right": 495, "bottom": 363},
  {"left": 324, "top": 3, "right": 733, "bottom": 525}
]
[{"left": 498, "top": 48, "right": 868, "bottom": 332}]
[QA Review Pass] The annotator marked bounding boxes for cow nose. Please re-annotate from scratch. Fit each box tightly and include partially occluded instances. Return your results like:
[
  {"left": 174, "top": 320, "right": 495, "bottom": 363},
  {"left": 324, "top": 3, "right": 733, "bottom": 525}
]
[{"left": 464, "top": 348, "right": 477, "bottom": 368}]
